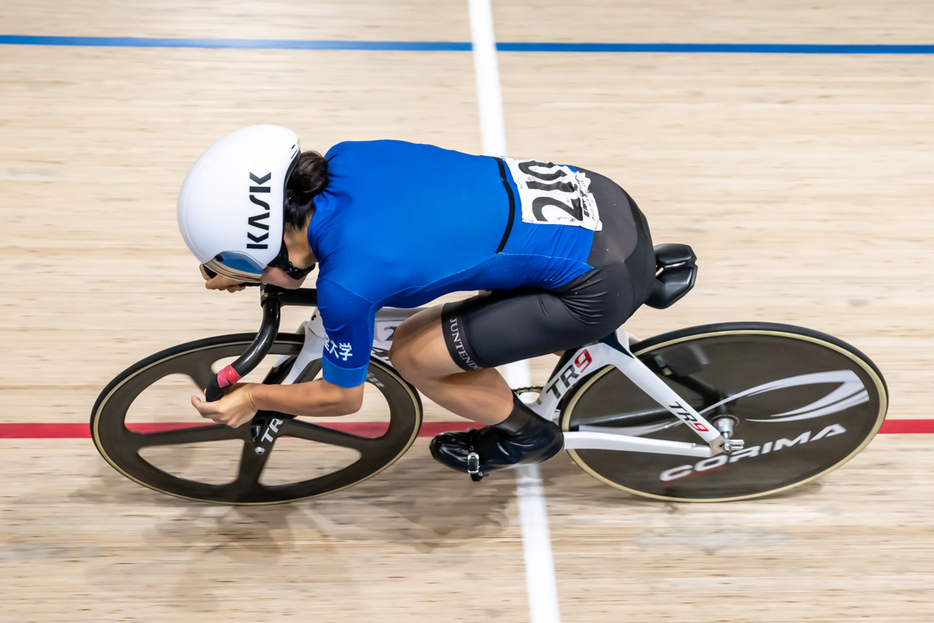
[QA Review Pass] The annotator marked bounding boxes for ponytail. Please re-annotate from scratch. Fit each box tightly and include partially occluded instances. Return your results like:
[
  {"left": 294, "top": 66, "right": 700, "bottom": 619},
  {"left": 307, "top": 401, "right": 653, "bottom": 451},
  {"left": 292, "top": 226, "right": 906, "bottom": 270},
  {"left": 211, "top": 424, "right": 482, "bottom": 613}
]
[{"left": 284, "top": 150, "right": 328, "bottom": 232}]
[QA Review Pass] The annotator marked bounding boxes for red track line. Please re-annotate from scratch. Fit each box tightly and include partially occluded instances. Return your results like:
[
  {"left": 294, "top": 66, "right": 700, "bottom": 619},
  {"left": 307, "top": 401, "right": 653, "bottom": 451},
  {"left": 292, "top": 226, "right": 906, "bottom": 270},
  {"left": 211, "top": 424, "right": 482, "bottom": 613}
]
[
  {"left": 0, "top": 420, "right": 929, "bottom": 439},
  {"left": 877, "top": 419, "right": 934, "bottom": 434},
  {"left": 0, "top": 421, "right": 475, "bottom": 439}
]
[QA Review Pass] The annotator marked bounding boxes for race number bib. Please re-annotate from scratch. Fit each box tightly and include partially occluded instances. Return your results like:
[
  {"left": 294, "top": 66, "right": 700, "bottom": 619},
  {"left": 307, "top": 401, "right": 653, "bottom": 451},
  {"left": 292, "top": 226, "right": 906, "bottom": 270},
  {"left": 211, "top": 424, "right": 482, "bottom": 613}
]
[{"left": 504, "top": 158, "right": 602, "bottom": 232}]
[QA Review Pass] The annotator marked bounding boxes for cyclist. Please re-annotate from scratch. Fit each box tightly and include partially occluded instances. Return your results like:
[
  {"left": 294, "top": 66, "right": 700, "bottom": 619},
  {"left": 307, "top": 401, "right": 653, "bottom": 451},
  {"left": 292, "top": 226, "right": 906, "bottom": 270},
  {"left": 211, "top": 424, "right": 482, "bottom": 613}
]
[{"left": 178, "top": 125, "right": 656, "bottom": 478}]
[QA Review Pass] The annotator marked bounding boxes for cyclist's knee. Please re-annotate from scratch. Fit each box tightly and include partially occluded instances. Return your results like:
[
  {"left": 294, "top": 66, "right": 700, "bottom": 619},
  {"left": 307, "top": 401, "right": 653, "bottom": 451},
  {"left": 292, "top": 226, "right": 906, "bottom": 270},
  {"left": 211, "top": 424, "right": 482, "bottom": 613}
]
[
  {"left": 390, "top": 321, "right": 462, "bottom": 383},
  {"left": 389, "top": 311, "right": 441, "bottom": 381},
  {"left": 388, "top": 340, "right": 443, "bottom": 383},
  {"left": 388, "top": 338, "right": 418, "bottom": 379}
]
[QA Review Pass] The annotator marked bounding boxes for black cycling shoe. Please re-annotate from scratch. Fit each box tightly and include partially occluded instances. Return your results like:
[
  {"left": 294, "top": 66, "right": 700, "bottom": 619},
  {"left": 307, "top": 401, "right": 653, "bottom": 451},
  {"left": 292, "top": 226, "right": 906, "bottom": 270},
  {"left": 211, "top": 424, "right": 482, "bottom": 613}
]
[{"left": 429, "top": 395, "right": 564, "bottom": 480}]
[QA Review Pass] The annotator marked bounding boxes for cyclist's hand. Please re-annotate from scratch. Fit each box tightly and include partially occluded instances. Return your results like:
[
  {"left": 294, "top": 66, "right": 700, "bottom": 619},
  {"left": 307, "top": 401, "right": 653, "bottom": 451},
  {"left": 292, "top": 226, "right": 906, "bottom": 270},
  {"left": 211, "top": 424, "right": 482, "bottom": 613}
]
[
  {"left": 191, "top": 383, "right": 258, "bottom": 428},
  {"left": 200, "top": 264, "right": 247, "bottom": 293}
]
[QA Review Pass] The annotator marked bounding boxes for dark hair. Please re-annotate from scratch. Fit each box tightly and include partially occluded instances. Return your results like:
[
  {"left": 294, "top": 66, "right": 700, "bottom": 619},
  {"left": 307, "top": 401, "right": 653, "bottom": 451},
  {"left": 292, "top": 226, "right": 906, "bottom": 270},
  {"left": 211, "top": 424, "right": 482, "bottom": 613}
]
[{"left": 284, "top": 150, "right": 328, "bottom": 232}]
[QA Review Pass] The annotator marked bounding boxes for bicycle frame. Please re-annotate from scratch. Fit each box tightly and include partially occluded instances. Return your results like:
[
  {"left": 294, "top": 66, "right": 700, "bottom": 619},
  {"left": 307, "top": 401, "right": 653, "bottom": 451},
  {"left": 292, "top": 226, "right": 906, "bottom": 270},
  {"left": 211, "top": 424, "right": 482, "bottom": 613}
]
[{"left": 239, "top": 287, "right": 738, "bottom": 461}]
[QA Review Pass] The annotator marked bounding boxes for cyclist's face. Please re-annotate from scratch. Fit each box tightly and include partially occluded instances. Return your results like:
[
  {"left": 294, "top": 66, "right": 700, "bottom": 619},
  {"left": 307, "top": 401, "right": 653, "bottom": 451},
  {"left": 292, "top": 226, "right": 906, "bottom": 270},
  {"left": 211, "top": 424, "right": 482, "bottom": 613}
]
[{"left": 260, "top": 228, "right": 316, "bottom": 289}]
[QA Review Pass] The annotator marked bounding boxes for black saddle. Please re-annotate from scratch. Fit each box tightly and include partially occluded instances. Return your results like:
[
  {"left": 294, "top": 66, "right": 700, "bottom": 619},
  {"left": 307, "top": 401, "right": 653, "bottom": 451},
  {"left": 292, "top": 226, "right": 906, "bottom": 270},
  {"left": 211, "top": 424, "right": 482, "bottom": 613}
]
[{"left": 644, "top": 243, "right": 698, "bottom": 309}]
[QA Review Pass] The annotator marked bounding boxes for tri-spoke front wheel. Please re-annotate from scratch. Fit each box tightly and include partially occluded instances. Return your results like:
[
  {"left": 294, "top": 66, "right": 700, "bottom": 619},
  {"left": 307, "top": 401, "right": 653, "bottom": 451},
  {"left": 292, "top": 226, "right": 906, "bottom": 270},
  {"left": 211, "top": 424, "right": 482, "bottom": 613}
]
[{"left": 91, "top": 333, "right": 422, "bottom": 505}]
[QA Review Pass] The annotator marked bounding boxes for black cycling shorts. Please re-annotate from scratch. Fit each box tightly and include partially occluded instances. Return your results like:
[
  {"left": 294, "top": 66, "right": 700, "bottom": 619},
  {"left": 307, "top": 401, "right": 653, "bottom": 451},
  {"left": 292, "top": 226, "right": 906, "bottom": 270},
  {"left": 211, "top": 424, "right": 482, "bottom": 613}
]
[{"left": 441, "top": 169, "right": 655, "bottom": 371}]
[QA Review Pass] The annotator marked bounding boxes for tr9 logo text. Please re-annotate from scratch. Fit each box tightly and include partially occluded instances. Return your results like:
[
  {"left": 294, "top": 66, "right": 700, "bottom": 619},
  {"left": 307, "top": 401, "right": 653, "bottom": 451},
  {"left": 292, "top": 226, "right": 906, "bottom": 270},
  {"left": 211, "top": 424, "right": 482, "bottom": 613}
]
[
  {"left": 545, "top": 349, "right": 593, "bottom": 400},
  {"left": 667, "top": 401, "right": 709, "bottom": 432}
]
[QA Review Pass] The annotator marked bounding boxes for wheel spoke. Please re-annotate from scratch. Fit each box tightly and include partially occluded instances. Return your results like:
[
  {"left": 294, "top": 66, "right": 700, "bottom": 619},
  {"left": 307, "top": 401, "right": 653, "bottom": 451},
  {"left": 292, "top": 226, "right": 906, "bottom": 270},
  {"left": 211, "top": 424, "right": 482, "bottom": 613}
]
[
  {"left": 282, "top": 418, "right": 378, "bottom": 451},
  {"left": 175, "top": 361, "right": 218, "bottom": 392},
  {"left": 132, "top": 423, "right": 243, "bottom": 447},
  {"left": 233, "top": 440, "right": 272, "bottom": 489}
]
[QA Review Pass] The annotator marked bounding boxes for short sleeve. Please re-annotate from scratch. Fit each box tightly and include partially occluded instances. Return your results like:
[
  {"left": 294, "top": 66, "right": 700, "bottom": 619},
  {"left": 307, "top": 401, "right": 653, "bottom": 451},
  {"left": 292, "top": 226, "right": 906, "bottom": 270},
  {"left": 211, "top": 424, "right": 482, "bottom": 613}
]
[{"left": 315, "top": 278, "right": 377, "bottom": 388}]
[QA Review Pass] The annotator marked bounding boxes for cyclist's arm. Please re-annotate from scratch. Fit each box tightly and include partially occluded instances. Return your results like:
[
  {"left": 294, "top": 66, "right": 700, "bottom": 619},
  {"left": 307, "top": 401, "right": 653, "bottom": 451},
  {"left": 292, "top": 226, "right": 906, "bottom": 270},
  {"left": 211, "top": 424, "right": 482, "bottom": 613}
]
[
  {"left": 191, "top": 281, "right": 371, "bottom": 421},
  {"left": 198, "top": 263, "right": 310, "bottom": 291},
  {"left": 250, "top": 379, "right": 364, "bottom": 417},
  {"left": 244, "top": 281, "right": 374, "bottom": 416},
  {"left": 191, "top": 378, "right": 362, "bottom": 427},
  {"left": 315, "top": 277, "right": 379, "bottom": 386}
]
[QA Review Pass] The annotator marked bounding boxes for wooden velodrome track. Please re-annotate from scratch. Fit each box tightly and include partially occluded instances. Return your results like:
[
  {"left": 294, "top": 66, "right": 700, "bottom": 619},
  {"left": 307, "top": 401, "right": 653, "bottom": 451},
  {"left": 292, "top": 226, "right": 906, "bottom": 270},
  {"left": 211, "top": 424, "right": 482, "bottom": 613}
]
[{"left": 2, "top": 1, "right": 933, "bottom": 621}]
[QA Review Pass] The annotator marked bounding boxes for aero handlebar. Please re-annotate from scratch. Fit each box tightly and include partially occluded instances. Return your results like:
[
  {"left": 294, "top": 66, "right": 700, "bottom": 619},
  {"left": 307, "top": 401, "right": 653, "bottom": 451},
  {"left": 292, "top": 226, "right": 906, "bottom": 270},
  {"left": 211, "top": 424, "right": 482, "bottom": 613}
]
[{"left": 203, "top": 286, "right": 319, "bottom": 402}]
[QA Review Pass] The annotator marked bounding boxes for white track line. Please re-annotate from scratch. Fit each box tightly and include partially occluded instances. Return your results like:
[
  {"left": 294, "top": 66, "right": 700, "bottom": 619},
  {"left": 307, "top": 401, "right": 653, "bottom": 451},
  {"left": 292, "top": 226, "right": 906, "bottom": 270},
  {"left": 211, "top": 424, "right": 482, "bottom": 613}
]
[
  {"left": 468, "top": 1, "right": 561, "bottom": 621},
  {"left": 515, "top": 463, "right": 560, "bottom": 623},
  {"left": 468, "top": 0, "right": 507, "bottom": 157}
]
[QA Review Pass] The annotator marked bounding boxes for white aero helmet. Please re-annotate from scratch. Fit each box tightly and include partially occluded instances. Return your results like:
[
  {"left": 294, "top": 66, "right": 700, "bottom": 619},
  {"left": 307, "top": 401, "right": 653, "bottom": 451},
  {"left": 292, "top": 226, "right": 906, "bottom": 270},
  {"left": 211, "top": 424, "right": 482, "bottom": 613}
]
[{"left": 178, "top": 125, "right": 301, "bottom": 281}]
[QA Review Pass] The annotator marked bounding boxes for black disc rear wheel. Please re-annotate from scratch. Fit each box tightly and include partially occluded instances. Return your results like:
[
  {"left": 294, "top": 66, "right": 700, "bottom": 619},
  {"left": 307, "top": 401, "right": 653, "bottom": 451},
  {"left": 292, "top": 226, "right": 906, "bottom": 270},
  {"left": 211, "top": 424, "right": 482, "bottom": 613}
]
[
  {"left": 91, "top": 333, "right": 422, "bottom": 505},
  {"left": 561, "top": 323, "right": 888, "bottom": 502}
]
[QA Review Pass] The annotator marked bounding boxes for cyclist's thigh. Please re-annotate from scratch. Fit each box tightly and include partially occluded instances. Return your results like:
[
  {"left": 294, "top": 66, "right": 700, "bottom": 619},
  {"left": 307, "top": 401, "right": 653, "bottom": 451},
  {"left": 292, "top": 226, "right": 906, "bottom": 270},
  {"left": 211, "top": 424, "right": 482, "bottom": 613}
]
[
  {"left": 441, "top": 263, "right": 637, "bottom": 371},
  {"left": 390, "top": 305, "right": 465, "bottom": 377}
]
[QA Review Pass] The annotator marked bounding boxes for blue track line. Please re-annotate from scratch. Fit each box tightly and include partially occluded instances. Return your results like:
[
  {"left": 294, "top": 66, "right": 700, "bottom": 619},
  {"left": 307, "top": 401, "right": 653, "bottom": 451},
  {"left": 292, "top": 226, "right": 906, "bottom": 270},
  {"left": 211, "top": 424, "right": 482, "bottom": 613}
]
[
  {"left": 1, "top": 35, "right": 932, "bottom": 54},
  {"left": 0, "top": 35, "right": 470, "bottom": 51}
]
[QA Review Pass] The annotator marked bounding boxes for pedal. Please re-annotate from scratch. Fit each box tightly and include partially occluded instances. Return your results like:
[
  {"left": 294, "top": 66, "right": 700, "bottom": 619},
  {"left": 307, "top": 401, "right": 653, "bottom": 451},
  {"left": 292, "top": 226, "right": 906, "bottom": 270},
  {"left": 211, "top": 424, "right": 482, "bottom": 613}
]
[{"left": 467, "top": 451, "right": 484, "bottom": 481}]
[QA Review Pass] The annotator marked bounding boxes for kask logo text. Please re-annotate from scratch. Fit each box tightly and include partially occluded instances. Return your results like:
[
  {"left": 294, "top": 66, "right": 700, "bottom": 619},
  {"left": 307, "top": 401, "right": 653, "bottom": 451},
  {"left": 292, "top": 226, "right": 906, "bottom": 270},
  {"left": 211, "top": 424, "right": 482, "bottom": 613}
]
[{"left": 246, "top": 172, "right": 272, "bottom": 249}]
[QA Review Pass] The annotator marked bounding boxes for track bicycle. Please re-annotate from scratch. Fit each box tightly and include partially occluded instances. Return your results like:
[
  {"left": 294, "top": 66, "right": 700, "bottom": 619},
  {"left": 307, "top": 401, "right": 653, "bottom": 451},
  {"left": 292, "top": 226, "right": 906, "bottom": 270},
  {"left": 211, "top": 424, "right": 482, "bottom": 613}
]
[{"left": 90, "top": 244, "right": 888, "bottom": 504}]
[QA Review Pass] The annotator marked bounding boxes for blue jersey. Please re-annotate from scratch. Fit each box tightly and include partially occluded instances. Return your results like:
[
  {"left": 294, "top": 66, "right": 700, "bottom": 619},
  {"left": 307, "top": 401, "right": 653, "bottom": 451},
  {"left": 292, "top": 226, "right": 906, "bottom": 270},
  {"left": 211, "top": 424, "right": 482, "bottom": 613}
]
[{"left": 309, "top": 140, "right": 601, "bottom": 387}]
